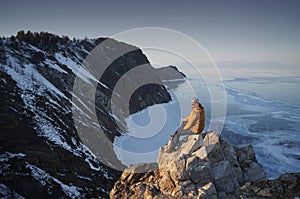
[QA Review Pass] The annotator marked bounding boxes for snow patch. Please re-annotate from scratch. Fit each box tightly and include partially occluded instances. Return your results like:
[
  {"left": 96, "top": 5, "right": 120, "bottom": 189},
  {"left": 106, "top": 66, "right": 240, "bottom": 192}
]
[
  {"left": 0, "top": 152, "right": 26, "bottom": 162},
  {"left": 44, "top": 59, "right": 68, "bottom": 74},
  {"left": 55, "top": 52, "right": 97, "bottom": 84},
  {"left": 77, "top": 175, "right": 92, "bottom": 182},
  {"left": 26, "top": 164, "right": 82, "bottom": 198}
]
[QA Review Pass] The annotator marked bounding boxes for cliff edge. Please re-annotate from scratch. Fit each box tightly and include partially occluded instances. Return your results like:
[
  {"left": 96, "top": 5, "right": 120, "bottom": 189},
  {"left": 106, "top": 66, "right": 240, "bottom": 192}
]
[{"left": 110, "top": 132, "right": 300, "bottom": 198}]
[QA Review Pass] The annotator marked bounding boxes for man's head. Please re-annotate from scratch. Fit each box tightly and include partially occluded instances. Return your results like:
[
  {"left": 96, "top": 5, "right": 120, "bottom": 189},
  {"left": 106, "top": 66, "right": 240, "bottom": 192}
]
[{"left": 191, "top": 97, "right": 199, "bottom": 104}]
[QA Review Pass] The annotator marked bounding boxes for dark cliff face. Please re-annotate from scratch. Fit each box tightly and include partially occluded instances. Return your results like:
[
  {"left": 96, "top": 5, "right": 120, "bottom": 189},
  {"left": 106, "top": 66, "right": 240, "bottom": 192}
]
[
  {"left": 156, "top": 65, "right": 186, "bottom": 81},
  {"left": 0, "top": 31, "right": 171, "bottom": 198}
]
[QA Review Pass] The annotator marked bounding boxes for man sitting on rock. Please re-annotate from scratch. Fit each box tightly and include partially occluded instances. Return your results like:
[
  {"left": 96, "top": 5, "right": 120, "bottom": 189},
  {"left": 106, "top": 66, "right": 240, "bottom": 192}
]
[{"left": 168, "top": 97, "right": 205, "bottom": 151}]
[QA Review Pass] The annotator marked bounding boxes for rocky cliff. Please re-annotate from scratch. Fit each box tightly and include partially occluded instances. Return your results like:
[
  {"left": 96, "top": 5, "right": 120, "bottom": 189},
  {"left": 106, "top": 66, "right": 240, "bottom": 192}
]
[
  {"left": 0, "top": 31, "right": 175, "bottom": 198},
  {"left": 110, "top": 132, "right": 300, "bottom": 198},
  {"left": 156, "top": 65, "right": 186, "bottom": 82}
]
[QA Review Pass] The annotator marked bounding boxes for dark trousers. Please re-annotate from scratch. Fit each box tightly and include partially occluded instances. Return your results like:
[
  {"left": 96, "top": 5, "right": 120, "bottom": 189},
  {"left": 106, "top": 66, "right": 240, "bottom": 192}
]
[{"left": 170, "top": 122, "right": 195, "bottom": 147}]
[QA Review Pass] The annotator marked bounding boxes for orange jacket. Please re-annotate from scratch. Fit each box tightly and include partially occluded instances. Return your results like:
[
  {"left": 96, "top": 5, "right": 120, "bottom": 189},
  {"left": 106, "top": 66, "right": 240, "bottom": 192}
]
[{"left": 182, "top": 107, "right": 205, "bottom": 134}]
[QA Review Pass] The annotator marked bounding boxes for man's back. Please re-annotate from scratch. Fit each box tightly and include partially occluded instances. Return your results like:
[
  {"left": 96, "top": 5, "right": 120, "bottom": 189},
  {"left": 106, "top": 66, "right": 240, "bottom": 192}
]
[{"left": 183, "top": 105, "right": 205, "bottom": 134}]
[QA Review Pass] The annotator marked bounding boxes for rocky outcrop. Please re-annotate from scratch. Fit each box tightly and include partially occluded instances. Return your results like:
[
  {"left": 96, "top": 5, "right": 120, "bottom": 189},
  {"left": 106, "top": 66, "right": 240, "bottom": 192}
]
[
  {"left": 156, "top": 65, "right": 186, "bottom": 81},
  {"left": 239, "top": 173, "right": 300, "bottom": 198},
  {"left": 110, "top": 132, "right": 300, "bottom": 198},
  {"left": 156, "top": 65, "right": 186, "bottom": 89}
]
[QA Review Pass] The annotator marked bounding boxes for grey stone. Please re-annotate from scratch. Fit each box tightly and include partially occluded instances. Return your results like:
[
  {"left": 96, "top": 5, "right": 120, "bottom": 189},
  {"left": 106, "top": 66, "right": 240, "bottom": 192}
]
[
  {"left": 169, "top": 157, "right": 190, "bottom": 181},
  {"left": 222, "top": 140, "right": 245, "bottom": 184},
  {"left": 246, "top": 162, "right": 267, "bottom": 182},
  {"left": 211, "top": 160, "right": 240, "bottom": 193},
  {"left": 192, "top": 146, "right": 208, "bottom": 161},
  {"left": 183, "top": 183, "right": 195, "bottom": 194},
  {"left": 186, "top": 156, "right": 212, "bottom": 184},
  {"left": 179, "top": 180, "right": 192, "bottom": 187},
  {"left": 257, "top": 188, "right": 272, "bottom": 197},
  {"left": 236, "top": 144, "right": 256, "bottom": 169},
  {"left": 214, "top": 177, "right": 239, "bottom": 194},
  {"left": 206, "top": 143, "right": 224, "bottom": 163},
  {"left": 218, "top": 191, "right": 227, "bottom": 198},
  {"left": 179, "top": 134, "right": 203, "bottom": 156},
  {"left": 211, "top": 160, "right": 232, "bottom": 180},
  {"left": 203, "top": 132, "right": 224, "bottom": 162},
  {"left": 198, "top": 182, "right": 217, "bottom": 198}
]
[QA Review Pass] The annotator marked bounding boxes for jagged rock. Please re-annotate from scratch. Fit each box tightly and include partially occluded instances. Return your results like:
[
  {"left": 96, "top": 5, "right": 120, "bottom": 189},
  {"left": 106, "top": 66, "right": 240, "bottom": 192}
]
[
  {"left": 257, "top": 188, "right": 272, "bottom": 197},
  {"left": 186, "top": 156, "right": 211, "bottom": 185},
  {"left": 158, "top": 168, "right": 175, "bottom": 195},
  {"left": 203, "top": 132, "right": 224, "bottom": 163},
  {"left": 183, "top": 183, "right": 195, "bottom": 195},
  {"left": 222, "top": 140, "right": 245, "bottom": 184},
  {"left": 236, "top": 144, "right": 257, "bottom": 168},
  {"left": 156, "top": 65, "right": 186, "bottom": 82},
  {"left": 246, "top": 162, "right": 267, "bottom": 182},
  {"left": 217, "top": 191, "right": 227, "bottom": 198},
  {"left": 179, "top": 134, "right": 203, "bottom": 155},
  {"left": 110, "top": 132, "right": 299, "bottom": 198},
  {"left": 236, "top": 144, "right": 267, "bottom": 182},
  {"left": 197, "top": 182, "right": 217, "bottom": 199},
  {"left": 192, "top": 145, "right": 208, "bottom": 161},
  {"left": 169, "top": 157, "right": 190, "bottom": 181},
  {"left": 239, "top": 173, "right": 300, "bottom": 198},
  {"left": 120, "top": 162, "right": 158, "bottom": 183},
  {"left": 179, "top": 179, "right": 192, "bottom": 187},
  {"left": 171, "top": 185, "right": 184, "bottom": 197},
  {"left": 211, "top": 160, "right": 240, "bottom": 193},
  {"left": 280, "top": 173, "right": 298, "bottom": 189}
]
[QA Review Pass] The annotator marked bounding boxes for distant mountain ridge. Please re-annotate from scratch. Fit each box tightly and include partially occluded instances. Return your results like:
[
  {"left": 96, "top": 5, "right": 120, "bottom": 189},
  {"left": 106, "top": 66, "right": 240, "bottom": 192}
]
[{"left": 0, "top": 31, "right": 182, "bottom": 198}]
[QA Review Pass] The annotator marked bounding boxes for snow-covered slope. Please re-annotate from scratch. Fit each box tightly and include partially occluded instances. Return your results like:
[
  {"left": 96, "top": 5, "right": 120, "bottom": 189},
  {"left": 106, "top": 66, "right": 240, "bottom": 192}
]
[{"left": 0, "top": 31, "right": 172, "bottom": 198}]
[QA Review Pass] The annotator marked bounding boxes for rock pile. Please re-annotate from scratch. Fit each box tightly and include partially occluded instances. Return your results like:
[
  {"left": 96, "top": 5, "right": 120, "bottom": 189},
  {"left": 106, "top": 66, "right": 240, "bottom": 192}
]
[{"left": 111, "top": 131, "right": 299, "bottom": 198}]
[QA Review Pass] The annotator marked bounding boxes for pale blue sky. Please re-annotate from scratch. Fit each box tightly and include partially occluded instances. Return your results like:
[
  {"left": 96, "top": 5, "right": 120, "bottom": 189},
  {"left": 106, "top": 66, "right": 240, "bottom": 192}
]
[{"left": 1, "top": 0, "right": 299, "bottom": 66}]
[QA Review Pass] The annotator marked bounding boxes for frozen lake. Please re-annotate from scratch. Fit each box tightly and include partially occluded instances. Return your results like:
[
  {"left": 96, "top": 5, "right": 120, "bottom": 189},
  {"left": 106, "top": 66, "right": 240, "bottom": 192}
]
[{"left": 114, "top": 71, "right": 300, "bottom": 179}]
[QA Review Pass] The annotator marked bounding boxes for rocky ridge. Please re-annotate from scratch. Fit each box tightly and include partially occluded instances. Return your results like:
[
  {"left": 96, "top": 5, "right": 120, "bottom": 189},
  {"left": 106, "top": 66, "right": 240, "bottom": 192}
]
[
  {"left": 0, "top": 31, "right": 179, "bottom": 198},
  {"left": 110, "top": 132, "right": 300, "bottom": 198},
  {"left": 156, "top": 65, "right": 186, "bottom": 82}
]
